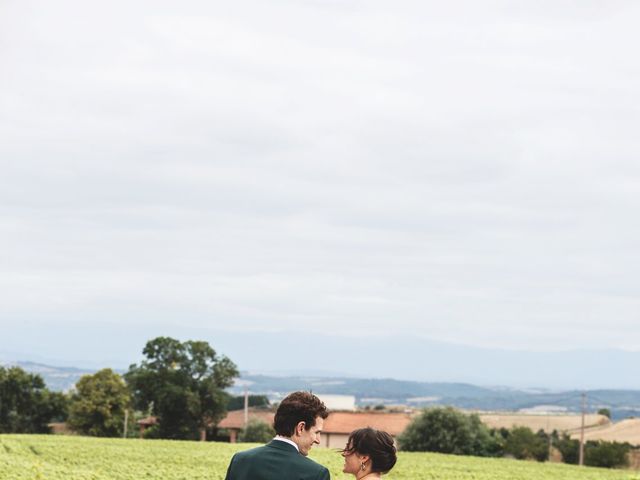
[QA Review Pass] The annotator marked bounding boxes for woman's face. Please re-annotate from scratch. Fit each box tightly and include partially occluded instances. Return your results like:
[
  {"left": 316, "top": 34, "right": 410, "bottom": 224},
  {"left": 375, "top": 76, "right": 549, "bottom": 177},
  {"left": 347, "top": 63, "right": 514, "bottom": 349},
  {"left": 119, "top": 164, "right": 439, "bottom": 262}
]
[{"left": 341, "top": 441, "right": 363, "bottom": 475}]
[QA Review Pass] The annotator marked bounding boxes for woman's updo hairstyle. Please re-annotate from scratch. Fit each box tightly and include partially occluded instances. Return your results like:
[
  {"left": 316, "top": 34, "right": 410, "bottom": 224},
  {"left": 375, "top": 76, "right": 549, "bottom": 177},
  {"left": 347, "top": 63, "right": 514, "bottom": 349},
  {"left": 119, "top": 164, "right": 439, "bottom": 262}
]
[{"left": 344, "top": 427, "right": 397, "bottom": 474}]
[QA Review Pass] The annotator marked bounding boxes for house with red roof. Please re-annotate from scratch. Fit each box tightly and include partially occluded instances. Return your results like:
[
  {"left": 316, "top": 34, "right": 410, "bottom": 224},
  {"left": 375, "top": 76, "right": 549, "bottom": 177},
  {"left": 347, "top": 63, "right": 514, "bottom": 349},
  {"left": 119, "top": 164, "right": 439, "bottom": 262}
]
[{"left": 218, "top": 408, "right": 413, "bottom": 448}]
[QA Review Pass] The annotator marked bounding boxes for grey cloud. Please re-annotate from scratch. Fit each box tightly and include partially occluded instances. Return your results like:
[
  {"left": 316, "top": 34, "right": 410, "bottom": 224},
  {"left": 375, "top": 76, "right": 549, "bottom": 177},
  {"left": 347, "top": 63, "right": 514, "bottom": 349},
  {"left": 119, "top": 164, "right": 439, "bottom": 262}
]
[{"left": 2, "top": 0, "right": 640, "bottom": 365}]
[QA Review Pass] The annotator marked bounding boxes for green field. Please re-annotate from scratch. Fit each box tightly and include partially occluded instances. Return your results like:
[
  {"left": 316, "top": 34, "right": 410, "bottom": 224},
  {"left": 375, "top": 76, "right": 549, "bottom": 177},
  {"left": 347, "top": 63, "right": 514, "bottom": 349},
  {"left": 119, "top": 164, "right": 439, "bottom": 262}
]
[{"left": 1, "top": 435, "right": 639, "bottom": 480}]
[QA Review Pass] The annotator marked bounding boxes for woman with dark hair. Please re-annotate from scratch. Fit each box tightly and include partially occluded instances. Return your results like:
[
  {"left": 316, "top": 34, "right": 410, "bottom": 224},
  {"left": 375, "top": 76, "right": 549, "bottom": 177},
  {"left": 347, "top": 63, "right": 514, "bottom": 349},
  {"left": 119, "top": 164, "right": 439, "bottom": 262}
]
[{"left": 341, "top": 427, "right": 397, "bottom": 479}]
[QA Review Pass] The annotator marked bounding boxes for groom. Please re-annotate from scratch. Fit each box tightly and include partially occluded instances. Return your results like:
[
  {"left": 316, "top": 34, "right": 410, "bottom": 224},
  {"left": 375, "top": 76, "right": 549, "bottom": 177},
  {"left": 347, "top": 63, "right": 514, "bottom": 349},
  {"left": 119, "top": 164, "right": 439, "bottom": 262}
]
[{"left": 224, "top": 391, "right": 331, "bottom": 480}]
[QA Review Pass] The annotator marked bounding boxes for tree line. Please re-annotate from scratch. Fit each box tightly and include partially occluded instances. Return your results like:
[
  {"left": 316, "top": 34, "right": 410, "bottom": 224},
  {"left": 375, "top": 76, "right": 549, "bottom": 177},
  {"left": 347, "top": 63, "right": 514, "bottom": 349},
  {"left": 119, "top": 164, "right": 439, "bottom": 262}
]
[
  {"left": 398, "top": 406, "right": 634, "bottom": 469},
  {"left": 0, "top": 339, "right": 635, "bottom": 468},
  {"left": 0, "top": 336, "right": 240, "bottom": 441}
]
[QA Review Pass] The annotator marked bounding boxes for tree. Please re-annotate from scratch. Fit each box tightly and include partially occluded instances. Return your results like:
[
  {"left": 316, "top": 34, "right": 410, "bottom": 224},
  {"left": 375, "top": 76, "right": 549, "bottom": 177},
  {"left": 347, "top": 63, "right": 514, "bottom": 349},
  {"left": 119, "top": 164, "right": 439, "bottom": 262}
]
[
  {"left": 239, "top": 419, "right": 276, "bottom": 443},
  {"left": 68, "top": 369, "right": 131, "bottom": 437},
  {"left": 0, "top": 366, "right": 68, "bottom": 433},
  {"left": 597, "top": 408, "right": 612, "bottom": 419},
  {"left": 125, "top": 337, "right": 239, "bottom": 440},
  {"left": 503, "top": 426, "right": 549, "bottom": 462},
  {"left": 553, "top": 435, "right": 629, "bottom": 468},
  {"left": 554, "top": 433, "right": 579, "bottom": 464},
  {"left": 398, "top": 407, "right": 500, "bottom": 457},
  {"left": 585, "top": 441, "right": 630, "bottom": 469}
]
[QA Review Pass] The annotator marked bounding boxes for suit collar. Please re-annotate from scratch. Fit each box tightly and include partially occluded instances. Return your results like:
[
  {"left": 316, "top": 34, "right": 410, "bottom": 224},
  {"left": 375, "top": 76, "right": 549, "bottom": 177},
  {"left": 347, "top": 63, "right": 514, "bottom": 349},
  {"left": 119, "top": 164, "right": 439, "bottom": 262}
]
[{"left": 268, "top": 439, "right": 300, "bottom": 454}]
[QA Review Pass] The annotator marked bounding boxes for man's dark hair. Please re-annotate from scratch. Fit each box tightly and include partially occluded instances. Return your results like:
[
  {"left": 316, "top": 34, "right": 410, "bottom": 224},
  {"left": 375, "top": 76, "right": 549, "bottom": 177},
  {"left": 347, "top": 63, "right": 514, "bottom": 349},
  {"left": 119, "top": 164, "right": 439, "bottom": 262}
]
[
  {"left": 273, "top": 391, "right": 329, "bottom": 436},
  {"left": 343, "top": 427, "right": 397, "bottom": 474}
]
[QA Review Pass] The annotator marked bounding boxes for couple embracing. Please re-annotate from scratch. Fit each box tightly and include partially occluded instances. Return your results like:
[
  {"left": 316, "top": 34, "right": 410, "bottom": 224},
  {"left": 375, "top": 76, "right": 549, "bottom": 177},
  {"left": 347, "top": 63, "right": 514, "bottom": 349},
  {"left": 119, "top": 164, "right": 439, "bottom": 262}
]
[{"left": 225, "top": 391, "right": 397, "bottom": 480}]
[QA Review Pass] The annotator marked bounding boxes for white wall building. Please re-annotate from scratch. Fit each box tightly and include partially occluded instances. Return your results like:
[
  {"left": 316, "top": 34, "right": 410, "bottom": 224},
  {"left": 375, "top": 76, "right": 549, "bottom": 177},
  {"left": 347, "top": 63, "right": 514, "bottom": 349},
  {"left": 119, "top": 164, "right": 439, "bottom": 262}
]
[{"left": 316, "top": 394, "right": 356, "bottom": 411}]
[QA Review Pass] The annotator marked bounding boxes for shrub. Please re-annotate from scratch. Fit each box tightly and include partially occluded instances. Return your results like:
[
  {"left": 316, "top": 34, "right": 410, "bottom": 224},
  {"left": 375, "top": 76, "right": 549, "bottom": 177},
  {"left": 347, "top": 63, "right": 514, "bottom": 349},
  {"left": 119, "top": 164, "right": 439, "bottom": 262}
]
[
  {"left": 398, "top": 407, "right": 500, "bottom": 457},
  {"left": 597, "top": 408, "right": 611, "bottom": 419},
  {"left": 554, "top": 434, "right": 579, "bottom": 464},
  {"left": 238, "top": 419, "right": 275, "bottom": 443},
  {"left": 585, "top": 441, "right": 630, "bottom": 469},
  {"left": 503, "top": 427, "right": 549, "bottom": 462},
  {"left": 554, "top": 434, "right": 630, "bottom": 468}
]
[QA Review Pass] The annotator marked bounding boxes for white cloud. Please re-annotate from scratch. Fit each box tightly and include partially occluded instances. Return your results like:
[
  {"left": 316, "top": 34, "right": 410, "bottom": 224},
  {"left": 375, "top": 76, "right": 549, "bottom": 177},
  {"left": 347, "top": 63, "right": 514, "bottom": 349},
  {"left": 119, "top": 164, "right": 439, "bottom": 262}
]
[{"left": 2, "top": 0, "right": 640, "bottom": 358}]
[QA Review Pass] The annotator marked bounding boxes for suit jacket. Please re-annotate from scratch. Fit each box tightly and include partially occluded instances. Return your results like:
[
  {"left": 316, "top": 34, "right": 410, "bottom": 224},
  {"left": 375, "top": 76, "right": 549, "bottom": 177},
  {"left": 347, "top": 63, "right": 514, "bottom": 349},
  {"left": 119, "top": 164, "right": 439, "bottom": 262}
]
[{"left": 225, "top": 440, "right": 330, "bottom": 480}]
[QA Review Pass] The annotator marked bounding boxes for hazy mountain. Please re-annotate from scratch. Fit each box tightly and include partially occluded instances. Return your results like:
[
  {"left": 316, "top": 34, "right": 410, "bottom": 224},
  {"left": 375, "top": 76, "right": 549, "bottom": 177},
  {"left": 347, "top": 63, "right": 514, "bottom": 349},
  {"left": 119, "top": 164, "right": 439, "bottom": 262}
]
[
  {"left": 0, "top": 360, "right": 122, "bottom": 392},
  {"left": 5, "top": 358, "right": 640, "bottom": 420},
  {"left": 4, "top": 325, "right": 640, "bottom": 390},
  {"left": 227, "top": 373, "right": 640, "bottom": 420}
]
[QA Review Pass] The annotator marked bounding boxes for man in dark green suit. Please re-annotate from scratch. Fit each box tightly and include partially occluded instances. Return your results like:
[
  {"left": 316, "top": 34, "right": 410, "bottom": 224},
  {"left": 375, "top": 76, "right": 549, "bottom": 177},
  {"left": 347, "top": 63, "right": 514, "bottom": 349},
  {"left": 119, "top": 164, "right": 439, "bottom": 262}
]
[{"left": 225, "top": 391, "right": 331, "bottom": 480}]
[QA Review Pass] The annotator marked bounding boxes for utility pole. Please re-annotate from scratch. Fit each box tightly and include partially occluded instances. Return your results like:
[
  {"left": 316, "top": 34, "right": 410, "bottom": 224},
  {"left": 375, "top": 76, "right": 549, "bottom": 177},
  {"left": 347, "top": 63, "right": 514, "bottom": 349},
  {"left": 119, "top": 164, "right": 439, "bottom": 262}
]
[
  {"left": 547, "top": 414, "right": 552, "bottom": 460},
  {"left": 579, "top": 393, "right": 586, "bottom": 466},
  {"left": 123, "top": 409, "right": 129, "bottom": 439},
  {"left": 244, "top": 387, "right": 249, "bottom": 427}
]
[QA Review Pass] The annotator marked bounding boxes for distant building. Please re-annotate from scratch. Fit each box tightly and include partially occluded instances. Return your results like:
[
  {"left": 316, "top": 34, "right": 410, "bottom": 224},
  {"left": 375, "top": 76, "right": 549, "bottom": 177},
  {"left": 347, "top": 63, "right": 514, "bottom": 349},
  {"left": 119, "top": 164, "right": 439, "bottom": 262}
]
[
  {"left": 321, "top": 411, "right": 412, "bottom": 448},
  {"left": 137, "top": 416, "right": 158, "bottom": 438},
  {"left": 316, "top": 394, "right": 356, "bottom": 411},
  {"left": 217, "top": 408, "right": 413, "bottom": 448},
  {"left": 218, "top": 409, "right": 274, "bottom": 443}
]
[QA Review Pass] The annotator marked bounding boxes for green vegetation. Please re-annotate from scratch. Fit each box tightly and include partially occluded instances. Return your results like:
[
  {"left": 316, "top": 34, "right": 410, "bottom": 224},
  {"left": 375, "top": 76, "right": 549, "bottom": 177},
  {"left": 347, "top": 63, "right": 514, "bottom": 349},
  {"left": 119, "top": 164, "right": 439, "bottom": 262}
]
[
  {"left": 503, "top": 427, "right": 549, "bottom": 462},
  {"left": 1, "top": 435, "right": 640, "bottom": 480},
  {"left": 125, "top": 337, "right": 239, "bottom": 440},
  {"left": 398, "top": 407, "right": 501, "bottom": 457},
  {"left": 554, "top": 434, "right": 580, "bottom": 464},
  {"left": 2, "top": 337, "right": 239, "bottom": 441},
  {"left": 238, "top": 419, "right": 275, "bottom": 443},
  {"left": 1, "top": 346, "right": 635, "bottom": 472},
  {"left": 0, "top": 366, "right": 68, "bottom": 434},
  {"left": 68, "top": 368, "right": 130, "bottom": 437},
  {"left": 227, "top": 394, "right": 270, "bottom": 411},
  {"left": 599, "top": 408, "right": 612, "bottom": 419},
  {"left": 553, "top": 433, "right": 631, "bottom": 468},
  {"left": 399, "top": 407, "right": 633, "bottom": 469},
  {"left": 585, "top": 441, "right": 631, "bottom": 469}
]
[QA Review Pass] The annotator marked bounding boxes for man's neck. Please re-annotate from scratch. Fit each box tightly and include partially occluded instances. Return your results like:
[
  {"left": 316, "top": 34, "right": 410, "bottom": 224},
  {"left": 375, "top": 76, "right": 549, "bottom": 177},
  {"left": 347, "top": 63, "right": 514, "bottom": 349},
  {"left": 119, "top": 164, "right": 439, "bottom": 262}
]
[{"left": 273, "top": 435, "right": 299, "bottom": 452}]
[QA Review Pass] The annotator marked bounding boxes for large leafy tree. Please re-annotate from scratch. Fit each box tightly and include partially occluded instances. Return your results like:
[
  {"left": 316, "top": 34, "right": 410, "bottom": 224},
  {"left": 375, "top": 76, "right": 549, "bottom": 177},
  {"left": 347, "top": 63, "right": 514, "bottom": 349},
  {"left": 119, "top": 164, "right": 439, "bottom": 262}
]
[
  {"left": 125, "top": 337, "right": 238, "bottom": 440},
  {"left": 398, "top": 407, "right": 500, "bottom": 457},
  {"left": 0, "top": 366, "right": 68, "bottom": 433},
  {"left": 68, "top": 368, "right": 131, "bottom": 437}
]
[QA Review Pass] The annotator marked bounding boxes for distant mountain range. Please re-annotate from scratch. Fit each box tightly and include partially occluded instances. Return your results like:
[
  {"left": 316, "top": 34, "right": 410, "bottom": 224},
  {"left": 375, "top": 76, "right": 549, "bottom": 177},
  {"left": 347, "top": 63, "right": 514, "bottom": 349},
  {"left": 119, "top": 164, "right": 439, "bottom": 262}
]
[
  {"left": 4, "top": 326, "right": 640, "bottom": 389},
  {"left": 227, "top": 373, "right": 640, "bottom": 421},
  {"left": 0, "top": 361, "right": 123, "bottom": 392},
  {"left": 5, "top": 360, "right": 640, "bottom": 421}
]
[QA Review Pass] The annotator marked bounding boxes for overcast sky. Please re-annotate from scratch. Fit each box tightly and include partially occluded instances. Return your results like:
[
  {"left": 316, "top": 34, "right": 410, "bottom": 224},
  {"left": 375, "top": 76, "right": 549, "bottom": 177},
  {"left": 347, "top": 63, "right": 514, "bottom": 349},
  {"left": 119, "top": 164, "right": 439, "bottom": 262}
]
[{"left": 2, "top": 1, "right": 640, "bottom": 372}]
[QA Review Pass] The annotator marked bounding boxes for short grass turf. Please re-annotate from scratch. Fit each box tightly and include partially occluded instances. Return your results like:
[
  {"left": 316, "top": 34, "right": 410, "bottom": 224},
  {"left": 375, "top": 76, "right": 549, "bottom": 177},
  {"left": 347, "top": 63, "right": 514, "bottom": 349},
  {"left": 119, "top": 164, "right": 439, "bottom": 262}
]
[{"left": 1, "top": 435, "right": 639, "bottom": 480}]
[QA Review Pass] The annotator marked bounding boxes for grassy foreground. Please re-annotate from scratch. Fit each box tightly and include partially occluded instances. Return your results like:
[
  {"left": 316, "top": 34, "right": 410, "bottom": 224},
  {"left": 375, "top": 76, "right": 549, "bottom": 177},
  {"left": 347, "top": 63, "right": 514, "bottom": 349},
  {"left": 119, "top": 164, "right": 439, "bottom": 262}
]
[{"left": 1, "top": 435, "right": 639, "bottom": 480}]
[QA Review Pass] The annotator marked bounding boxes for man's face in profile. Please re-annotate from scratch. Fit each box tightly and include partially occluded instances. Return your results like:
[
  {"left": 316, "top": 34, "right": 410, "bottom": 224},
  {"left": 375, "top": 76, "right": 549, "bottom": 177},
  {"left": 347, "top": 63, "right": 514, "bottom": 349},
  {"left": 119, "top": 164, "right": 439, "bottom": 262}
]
[{"left": 294, "top": 416, "right": 324, "bottom": 456}]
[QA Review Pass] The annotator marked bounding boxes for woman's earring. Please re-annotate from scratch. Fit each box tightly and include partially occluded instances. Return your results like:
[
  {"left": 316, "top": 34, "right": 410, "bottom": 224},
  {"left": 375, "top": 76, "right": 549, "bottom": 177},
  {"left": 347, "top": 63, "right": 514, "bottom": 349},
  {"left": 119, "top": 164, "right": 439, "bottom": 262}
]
[{"left": 361, "top": 462, "right": 366, "bottom": 471}]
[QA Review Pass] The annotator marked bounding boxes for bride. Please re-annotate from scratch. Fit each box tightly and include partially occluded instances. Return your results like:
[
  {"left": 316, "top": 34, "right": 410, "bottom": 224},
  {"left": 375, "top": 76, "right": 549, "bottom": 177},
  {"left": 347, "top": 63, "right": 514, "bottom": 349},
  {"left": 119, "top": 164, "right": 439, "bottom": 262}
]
[{"left": 340, "top": 428, "right": 397, "bottom": 479}]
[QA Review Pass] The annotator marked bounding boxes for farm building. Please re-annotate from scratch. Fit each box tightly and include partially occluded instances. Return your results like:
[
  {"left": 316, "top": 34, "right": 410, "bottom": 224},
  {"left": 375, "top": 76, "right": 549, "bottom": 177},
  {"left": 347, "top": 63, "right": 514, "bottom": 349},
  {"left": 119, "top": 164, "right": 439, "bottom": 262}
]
[{"left": 217, "top": 408, "right": 412, "bottom": 448}]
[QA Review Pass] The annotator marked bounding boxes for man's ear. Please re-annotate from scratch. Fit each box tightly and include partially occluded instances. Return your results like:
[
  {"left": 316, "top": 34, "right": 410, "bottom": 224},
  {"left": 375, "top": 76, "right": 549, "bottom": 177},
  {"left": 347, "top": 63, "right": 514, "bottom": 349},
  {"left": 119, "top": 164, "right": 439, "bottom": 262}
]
[{"left": 295, "top": 421, "right": 306, "bottom": 436}]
